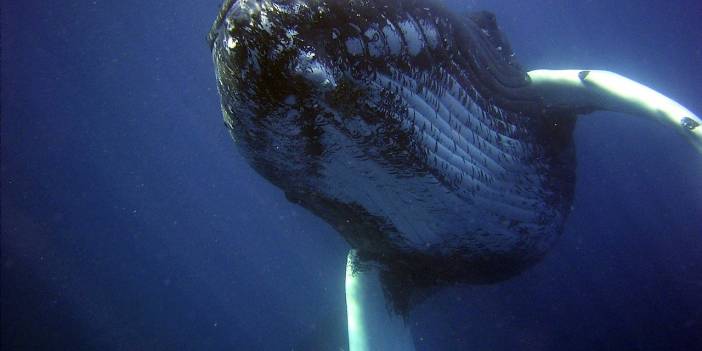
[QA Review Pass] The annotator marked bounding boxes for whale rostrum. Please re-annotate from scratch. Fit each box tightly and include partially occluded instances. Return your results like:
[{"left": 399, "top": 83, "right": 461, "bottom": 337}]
[{"left": 208, "top": 1, "right": 701, "bottom": 349}]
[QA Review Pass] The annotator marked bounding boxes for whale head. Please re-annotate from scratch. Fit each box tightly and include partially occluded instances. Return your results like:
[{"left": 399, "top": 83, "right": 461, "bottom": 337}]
[{"left": 209, "top": 0, "right": 577, "bottom": 309}]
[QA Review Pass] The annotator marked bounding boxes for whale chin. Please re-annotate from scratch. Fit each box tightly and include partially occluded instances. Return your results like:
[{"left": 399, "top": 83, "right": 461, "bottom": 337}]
[
  {"left": 209, "top": 1, "right": 577, "bottom": 288},
  {"left": 210, "top": 0, "right": 576, "bottom": 298}
]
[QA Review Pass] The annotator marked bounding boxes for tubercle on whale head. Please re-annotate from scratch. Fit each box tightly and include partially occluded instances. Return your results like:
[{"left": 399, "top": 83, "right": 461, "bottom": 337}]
[
  {"left": 210, "top": 1, "right": 347, "bottom": 90},
  {"left": 207, "top": 1, "right": 379, "bottom": 130},
  {"left": 210, "top": 0, "right": 463, "bottom": 71},
  {"left": 209, "top": 0, "right": 323, "bottom": 128},
  {"left": 209, "top": 0, "right": 545, "bottom": 123}
]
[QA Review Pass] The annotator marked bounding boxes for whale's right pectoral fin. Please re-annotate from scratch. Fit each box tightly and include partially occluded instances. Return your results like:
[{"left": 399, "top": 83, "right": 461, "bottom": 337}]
[
  {"left": 345, "top": 250, "right": 416, "bottom": 351},
  {"left": 527, "top": 69, "right": 702, "bottom": 154}
]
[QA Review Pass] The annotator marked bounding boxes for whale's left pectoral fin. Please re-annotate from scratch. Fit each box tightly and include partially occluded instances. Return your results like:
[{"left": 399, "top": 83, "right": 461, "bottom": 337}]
[
  {"left": 345, "top": 250, "right": 416, "bottom": 351},
  {"left": 527, "top": 69, "right": 702, "bottom": 154}
]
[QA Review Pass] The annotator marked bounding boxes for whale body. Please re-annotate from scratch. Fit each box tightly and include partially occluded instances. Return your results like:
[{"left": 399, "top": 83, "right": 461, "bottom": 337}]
[
  {"left": 208, "top": 0, "right": 701, "bottom": 320},
  {"left": 207, "top": 1, "right": 702, "bottom": 349},
  {"left": 208, "top": 0, "right": 580, "bottom": 303},
  {"left": 209, "top": 0, "right": 576, "bottom": 299}
]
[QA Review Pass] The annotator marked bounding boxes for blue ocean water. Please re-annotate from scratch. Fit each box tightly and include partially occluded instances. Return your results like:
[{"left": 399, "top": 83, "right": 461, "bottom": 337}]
[{"left": 1, "top": 0, "right": 700, "bottom": 350}]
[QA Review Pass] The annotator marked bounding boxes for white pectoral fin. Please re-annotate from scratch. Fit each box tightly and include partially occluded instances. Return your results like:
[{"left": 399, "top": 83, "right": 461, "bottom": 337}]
[
  {"left": 345, "top": 250, "right": 416, "bottom": 351},
  {"left": 527, "top": 69, "right": 702, "bottom": 154}
]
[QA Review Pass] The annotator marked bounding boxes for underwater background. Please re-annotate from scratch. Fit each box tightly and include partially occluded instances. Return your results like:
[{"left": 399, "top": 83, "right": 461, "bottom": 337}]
[{"left": 2, "top": 0, "right": 701, "bottom": 350}]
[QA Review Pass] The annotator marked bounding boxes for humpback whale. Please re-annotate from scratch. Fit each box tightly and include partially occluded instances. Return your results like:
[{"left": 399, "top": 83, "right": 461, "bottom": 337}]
[{"left": 207, "top": 1, "right": 701, "bottom": 349}]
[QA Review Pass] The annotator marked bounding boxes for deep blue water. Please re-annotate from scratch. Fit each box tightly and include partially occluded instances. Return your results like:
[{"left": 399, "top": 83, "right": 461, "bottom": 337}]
[{"left": 2, "top": 0, "right": 701, "bottom": 350}]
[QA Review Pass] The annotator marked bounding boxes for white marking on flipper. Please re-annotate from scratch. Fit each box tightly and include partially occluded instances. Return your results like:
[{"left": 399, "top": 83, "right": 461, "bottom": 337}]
[
  {"left": 346, "top": 250, "right": 416, "bottom": 351},
  {"left": 528, "top": 69, "right": 702, "bottom": 154}
]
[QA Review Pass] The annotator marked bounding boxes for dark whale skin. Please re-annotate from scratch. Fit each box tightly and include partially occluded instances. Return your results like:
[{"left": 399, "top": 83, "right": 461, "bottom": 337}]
[{"left": 209, "top": 0, "right": 576, "bottom": 302}]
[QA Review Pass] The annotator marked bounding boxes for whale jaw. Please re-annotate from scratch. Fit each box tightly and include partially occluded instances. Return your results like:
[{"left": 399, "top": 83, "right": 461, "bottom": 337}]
[{"left": 210, "top": 0, "right": 576, "bottom": 292}]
